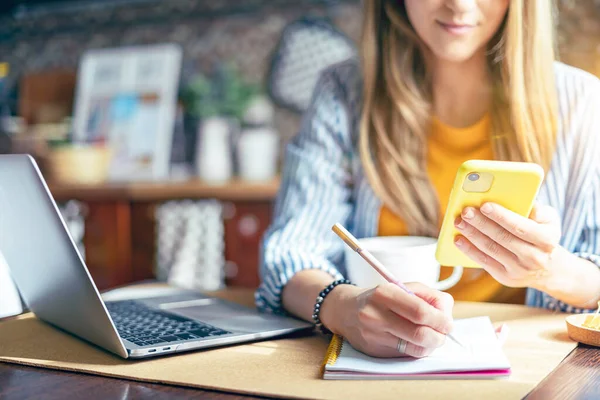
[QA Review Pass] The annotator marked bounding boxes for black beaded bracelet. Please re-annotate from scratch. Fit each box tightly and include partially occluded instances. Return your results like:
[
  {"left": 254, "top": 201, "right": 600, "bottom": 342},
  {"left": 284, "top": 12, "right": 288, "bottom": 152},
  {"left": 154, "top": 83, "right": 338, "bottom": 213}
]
[{"left": 312, "top": 278, "right": 353, "bottom": 334}]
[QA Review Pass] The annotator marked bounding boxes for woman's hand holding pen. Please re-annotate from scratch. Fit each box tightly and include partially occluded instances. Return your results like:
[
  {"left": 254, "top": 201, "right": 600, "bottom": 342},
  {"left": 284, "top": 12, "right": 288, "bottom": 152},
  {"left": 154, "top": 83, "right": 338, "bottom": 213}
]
[{"left": 319, "top": 282, "right": 455, "bottom": 358}]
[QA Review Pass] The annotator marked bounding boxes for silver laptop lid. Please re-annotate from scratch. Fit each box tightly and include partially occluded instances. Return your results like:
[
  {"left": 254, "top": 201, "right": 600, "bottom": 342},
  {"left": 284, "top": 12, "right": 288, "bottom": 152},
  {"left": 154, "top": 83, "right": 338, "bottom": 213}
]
[{"left": 0, "top": 154, "right": 128, "bottom": 358}]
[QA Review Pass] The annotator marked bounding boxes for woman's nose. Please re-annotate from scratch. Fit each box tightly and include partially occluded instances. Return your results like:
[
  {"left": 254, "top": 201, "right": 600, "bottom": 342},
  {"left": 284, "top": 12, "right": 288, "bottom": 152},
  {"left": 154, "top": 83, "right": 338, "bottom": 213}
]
[{"left": 444, "top": 0, "right": 478, "bottom": 14}]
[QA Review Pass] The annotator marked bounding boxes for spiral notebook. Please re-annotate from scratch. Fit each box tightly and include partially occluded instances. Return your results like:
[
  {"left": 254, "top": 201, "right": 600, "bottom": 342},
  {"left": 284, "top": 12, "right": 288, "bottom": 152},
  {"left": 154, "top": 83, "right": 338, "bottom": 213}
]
[{"left": 322, "top": 316, "right": 511, "bottom": 380}]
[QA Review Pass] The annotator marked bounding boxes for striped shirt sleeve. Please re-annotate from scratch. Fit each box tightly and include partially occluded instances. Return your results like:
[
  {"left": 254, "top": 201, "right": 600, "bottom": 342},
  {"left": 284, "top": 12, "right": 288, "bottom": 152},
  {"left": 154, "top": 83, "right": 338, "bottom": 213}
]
[
  {"left": 537, "top": 75, "right": 600, "bottom": 313},
  {"left": 571, "top": 83, "right": 600, "bottom": 268},
  {"left": 254, "top": 68, "right": 354, "bottom": 314}
]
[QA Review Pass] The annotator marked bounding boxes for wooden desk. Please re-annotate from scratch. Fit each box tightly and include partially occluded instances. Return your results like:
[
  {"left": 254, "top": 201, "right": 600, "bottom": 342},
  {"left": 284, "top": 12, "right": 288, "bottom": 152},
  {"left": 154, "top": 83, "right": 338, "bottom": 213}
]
[
  {"left": 1, "top": 286, "right": 599, "bottom": 399},
  {"left": 0, "top": 344, "right": 598, "bottom": 399},
  {"left": 48, "top": 178, "right": 280, "bottom": 290}
]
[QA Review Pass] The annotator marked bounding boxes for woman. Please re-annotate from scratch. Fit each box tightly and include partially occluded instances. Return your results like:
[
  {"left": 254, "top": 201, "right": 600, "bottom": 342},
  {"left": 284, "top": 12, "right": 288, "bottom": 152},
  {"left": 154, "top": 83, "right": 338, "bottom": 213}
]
[{"left": 257, "top": 0, "right": 600, "bottom": 358}]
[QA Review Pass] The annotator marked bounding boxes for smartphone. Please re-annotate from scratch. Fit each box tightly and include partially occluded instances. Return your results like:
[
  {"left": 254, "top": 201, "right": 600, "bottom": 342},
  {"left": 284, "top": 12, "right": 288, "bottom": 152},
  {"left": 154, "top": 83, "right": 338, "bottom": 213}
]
[{"left": 435, "top": 159, "right": 544, "bottom": 268}]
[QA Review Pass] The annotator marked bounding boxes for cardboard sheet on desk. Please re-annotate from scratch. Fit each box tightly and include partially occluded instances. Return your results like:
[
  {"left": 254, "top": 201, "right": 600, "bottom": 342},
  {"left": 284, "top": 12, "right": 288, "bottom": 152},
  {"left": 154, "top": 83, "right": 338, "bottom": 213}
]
[{"left": 0, "top": 292, "right": 577, "bottom": 400}]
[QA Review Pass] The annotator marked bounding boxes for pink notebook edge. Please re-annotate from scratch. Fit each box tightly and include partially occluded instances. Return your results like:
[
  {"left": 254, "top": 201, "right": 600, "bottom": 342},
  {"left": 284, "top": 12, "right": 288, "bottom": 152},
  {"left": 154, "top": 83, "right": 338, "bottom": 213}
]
[{"left": 323, "top": 368, "right": 512, "bottom": 379}]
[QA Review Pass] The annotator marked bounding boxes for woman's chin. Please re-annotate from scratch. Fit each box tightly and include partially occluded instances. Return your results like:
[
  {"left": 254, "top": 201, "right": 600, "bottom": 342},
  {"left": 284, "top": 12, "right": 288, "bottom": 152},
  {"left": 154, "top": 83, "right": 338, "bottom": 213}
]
[{"left": 431, "top": 48, "right": 482, "bottom": 64}]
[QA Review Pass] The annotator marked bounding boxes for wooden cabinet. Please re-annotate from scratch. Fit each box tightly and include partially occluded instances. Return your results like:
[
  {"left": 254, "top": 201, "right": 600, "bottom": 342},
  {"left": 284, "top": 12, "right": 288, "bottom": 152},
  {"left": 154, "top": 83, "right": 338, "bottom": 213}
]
[
  {"left": 51, "top": 178, "right": 279, "bottom": 291},
  {"left": 130, "top": 202, "right": 158, "bottom": 283},
  {"left": 82, "top": 201, "right": 132, "bottom": 289},
  {"left": 223, "top": 201, "right": 273, "bottom": 287}
]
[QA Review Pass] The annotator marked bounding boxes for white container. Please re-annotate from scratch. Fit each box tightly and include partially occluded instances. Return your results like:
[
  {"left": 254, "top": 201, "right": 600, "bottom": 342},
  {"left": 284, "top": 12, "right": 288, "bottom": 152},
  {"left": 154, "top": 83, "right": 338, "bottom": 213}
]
[
  {"left": 237, "top": 126, "right": 279, "bottom": 181},
  {"left": 243, "top": 96, "right": 275, "bottom": 126},
  {"left": 195, "top": 117, "right": 233, "bottom": 183},
  {"left": 0, "top": 252, "right": 22, "bottom": 319}
]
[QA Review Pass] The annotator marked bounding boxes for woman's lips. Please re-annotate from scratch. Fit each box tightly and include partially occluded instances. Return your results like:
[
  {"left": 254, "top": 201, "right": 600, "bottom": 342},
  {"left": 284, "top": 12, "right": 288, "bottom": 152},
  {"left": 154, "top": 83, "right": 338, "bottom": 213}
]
[{"left": 437, "top": 21, "right": 476, "bottom": 35}]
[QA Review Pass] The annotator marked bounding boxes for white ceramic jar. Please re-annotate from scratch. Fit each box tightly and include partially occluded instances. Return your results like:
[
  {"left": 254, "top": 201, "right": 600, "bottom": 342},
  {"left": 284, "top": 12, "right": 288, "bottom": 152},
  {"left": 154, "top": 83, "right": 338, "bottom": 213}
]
[
  {"left": 237, "top": 126, "right": 279, "bottom": 182},
  {"left": 195, "top": 117, "right": 233, "bottom": 183}
]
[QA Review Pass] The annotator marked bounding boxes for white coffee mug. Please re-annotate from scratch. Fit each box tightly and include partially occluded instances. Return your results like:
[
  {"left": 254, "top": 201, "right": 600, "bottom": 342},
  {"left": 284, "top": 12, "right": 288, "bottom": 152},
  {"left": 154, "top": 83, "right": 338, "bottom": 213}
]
[{"left": 344, "top": 236, "right": 463, "bottom": 291}]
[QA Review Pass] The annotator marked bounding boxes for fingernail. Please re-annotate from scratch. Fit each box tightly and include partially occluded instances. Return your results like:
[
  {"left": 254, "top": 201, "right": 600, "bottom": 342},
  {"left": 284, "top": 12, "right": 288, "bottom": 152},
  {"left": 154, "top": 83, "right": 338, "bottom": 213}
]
[
  {"left": 481, "top": 203, "right": 493, "bottom": 214},
  {"left": 454, "top": 217, "right": 465, "bottom": 229},
  {"left": 534, "top": 207, "right": 552, "bottom": 223},
  {"left": 463, "top": 208, "right": 474, "bottom": 219},
  {"left": 455, "top": 237, "right": 464, "bottom": 247}
]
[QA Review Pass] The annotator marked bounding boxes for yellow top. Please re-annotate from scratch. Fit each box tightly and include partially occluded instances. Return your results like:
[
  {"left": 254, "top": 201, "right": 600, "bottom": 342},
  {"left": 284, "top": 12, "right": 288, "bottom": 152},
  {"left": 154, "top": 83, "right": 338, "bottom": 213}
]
[
  {"left": 378, "top": 114, "right": 526, "bottom": 304},
  {"left": 0, "top": 63, "right": 8, "bottom": 78}
]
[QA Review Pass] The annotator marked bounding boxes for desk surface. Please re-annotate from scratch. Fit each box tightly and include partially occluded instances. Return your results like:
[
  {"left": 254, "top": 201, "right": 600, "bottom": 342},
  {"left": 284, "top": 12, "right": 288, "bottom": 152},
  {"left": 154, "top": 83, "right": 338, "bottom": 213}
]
[
  {"left": 2, "top": 286, "right": 600, "bottom": 399},
  {"left": 1, "top": 343, "right": 598, "bottom": 399}
]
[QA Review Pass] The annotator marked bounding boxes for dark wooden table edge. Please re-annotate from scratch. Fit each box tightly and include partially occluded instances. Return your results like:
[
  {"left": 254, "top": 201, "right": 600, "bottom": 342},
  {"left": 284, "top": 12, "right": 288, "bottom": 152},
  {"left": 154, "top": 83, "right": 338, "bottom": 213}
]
[
  {"left": 523, "top": 344, "right": 600, "bottom": 399},
  {"left": 0, "top": 361, "right": 272, "bottom": 399}
]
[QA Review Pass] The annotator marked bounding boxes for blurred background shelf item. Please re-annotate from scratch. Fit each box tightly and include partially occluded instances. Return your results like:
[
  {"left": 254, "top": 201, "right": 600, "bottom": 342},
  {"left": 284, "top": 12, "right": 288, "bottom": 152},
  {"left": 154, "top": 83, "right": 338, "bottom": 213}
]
[
  {"left": 18, "top": 69, "right": 76, "bottom": 126},
  {"left": 46, "top": 144, "right": 112, "bottom": 185},
  {"left": 47, "top": 176, "right": 280, "bottom": 291}
]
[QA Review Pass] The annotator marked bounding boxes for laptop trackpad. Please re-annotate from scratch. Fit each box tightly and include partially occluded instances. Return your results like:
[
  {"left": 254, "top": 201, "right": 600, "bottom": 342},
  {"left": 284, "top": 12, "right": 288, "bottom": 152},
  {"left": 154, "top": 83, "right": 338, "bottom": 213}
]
[{"left": 169, "top": 303, "right": 294, "bottom": 333}]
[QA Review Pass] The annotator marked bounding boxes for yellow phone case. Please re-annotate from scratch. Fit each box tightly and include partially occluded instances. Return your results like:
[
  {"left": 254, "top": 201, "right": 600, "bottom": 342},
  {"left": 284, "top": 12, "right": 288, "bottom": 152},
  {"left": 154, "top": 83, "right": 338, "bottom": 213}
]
[{"left": 435, "top": 160, "right": 544, "bottom": 268}]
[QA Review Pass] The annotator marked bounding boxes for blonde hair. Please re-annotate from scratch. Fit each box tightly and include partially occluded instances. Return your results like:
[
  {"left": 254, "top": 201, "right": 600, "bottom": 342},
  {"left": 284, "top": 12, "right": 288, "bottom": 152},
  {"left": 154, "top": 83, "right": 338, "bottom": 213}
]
[{"left": 359, "top": 0, "right": 558, "bottom": 237}]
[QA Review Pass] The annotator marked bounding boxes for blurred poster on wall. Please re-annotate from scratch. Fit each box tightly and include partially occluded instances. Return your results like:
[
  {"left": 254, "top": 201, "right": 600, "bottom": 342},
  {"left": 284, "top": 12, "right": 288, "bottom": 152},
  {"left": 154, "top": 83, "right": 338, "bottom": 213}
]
[{"left": 72, "top": 44, "right": 182, "bottom": 181}]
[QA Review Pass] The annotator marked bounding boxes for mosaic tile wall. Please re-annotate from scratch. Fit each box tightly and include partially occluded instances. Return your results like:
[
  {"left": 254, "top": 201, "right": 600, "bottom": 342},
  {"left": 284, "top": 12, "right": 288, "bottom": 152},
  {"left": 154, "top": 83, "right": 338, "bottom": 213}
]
[
  {"left": 0, "top": 0, "right": 598, "bottom": 147},
  {"left": 0, "top": 0, "right": 363, "bottom": 147},
  {"left": 556, "top": 0, "right": 600, "bottom": 77}
]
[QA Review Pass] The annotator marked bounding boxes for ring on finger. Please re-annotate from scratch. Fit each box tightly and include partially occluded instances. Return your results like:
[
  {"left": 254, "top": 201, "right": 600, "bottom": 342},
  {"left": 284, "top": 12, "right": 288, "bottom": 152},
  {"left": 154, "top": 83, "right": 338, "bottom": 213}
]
[{"left": 397, "top": 338, "right": 408, "bottom": 354}]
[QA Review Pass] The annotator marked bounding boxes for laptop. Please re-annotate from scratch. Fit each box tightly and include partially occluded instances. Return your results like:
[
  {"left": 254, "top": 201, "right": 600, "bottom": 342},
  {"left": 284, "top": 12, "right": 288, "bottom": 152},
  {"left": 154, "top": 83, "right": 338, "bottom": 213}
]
[{"left": 0, "top": 154, "right": 312, "bottom": 359}]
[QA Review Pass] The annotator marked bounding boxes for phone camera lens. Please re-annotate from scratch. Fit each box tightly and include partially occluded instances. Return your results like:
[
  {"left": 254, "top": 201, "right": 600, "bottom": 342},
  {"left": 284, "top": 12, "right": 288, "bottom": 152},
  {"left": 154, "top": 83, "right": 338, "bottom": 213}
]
[{"left": 468, "top": 173, "right": 480, "bottom": 182}]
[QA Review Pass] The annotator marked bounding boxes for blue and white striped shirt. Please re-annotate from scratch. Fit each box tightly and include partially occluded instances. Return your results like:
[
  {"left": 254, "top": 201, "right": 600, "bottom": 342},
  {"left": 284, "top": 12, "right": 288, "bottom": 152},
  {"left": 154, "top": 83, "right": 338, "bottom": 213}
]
[{"left": 256, "top": 59, "right": 600, "bottom": 315}]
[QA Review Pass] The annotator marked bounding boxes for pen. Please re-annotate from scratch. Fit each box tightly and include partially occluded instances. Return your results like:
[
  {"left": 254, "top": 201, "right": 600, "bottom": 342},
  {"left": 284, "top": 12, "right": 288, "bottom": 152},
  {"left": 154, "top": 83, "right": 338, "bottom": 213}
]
[{"left": 331, "top": 222, "right": 466, "bottom": 349}]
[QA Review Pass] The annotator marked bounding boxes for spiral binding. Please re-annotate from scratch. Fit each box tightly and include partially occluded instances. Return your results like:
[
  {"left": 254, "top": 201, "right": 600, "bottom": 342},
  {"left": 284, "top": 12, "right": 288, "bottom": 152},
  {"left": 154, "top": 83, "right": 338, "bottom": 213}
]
[{"left": 320, "top": 334, "right": 345, "bottom": 375}]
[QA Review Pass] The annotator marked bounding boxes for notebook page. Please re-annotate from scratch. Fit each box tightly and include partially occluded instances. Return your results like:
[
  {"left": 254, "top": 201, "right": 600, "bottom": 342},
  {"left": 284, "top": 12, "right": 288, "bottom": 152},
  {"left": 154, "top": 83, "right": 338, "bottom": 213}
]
[{"left": 326, "top": 316, "right": 510, "bottom": 375}]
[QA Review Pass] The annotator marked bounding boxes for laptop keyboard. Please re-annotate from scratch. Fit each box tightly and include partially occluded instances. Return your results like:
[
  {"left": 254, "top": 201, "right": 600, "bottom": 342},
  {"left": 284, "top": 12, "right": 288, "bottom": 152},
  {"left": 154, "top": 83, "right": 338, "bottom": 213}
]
[{"left": 106, "top": 300, "right": 231, "bottom": 347}]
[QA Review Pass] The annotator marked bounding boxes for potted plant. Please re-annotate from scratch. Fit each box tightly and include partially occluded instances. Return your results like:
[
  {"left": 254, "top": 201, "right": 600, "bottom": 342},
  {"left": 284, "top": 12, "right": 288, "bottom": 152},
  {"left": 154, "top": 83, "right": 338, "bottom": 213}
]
[{"left": 180, "top": 63, "right": 260, "bottom": 182}]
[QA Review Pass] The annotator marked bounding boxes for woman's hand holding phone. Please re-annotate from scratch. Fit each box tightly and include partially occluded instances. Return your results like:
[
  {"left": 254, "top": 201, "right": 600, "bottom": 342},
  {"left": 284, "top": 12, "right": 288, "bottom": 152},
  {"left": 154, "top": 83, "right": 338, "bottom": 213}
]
[
  {"left": 453, "top": 201, "right": 562, "bottom": 289},
  {"left": 434, "top": 161, "right": 600, "bottom": 309}
]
